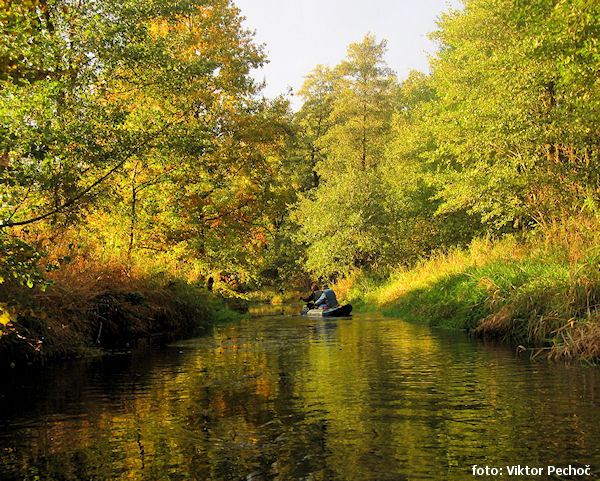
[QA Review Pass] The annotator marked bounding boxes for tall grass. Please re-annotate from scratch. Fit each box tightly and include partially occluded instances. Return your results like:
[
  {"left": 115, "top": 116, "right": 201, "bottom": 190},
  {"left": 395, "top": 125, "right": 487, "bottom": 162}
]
[{"left": 342, "top": 218, "right": 600, "bottom": 362}]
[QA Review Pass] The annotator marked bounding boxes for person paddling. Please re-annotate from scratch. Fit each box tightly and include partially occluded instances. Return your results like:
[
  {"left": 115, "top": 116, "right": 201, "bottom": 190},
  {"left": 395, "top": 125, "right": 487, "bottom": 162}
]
[{"left": 300, "top": 283, "right": 323, "bottom": 309}]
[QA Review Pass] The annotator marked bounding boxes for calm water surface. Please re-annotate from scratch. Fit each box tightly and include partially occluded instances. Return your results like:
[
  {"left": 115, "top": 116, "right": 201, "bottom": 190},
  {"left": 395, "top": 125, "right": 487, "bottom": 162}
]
[{"left": 1, "top": 312, "right": 600, "bottom": 480}]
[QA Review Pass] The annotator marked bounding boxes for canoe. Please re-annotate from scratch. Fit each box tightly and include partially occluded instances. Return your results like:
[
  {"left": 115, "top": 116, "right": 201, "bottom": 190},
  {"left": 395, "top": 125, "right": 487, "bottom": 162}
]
[{"left": 303, "top": 304, "right": 353, "bottom": 317}]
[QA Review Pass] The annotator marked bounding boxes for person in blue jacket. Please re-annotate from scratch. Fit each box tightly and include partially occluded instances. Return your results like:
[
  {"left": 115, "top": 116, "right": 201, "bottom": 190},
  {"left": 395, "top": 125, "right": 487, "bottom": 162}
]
[{"left": 314, "top": 285, "right": 340, "bottom": 309}]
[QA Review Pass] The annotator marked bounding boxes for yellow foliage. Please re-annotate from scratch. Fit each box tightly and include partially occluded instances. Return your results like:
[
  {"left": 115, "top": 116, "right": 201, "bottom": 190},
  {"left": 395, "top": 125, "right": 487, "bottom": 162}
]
[
  {"left": 0, "top": 303, "right": 13, "bottom": 337},
  {"left": 148, "top": 19, "right": 170, "bottom": 38}
]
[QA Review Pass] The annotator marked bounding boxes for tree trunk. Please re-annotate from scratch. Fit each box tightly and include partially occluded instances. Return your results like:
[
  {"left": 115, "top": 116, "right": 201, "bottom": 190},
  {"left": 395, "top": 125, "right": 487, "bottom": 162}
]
[
  {"left": 128, "top": 162, "right": 139, "bottom": 261},
  {"left": 361, "top": 104, "right": 367, "bottom": 169}
]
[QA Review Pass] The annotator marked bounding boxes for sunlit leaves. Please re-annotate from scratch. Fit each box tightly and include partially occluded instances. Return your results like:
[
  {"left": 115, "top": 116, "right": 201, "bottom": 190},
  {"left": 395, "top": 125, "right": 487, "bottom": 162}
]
[
  {"left": 0, "top": 0, "right": 295, "bottom": 292},
  {"left": 426, "top": 0, "right": 600, "bottom": 227},
  {"left": 293, "top": 35, "right": 402, "bottom": 277},
  {"left": 0, "top": 237, "right": 47, "bottom": 294},
  {"left": 0, "top": 302, "right": 14, "bottom": 337}
]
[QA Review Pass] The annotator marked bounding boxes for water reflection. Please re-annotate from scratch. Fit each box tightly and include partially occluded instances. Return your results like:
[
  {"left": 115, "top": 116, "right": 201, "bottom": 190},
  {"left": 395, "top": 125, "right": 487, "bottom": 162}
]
[
  {"left": 1, "top": 313, "right": 600, "bottom": 480},
  {"left": 247, "top": 304, "right": 298, "bottom": 317}
]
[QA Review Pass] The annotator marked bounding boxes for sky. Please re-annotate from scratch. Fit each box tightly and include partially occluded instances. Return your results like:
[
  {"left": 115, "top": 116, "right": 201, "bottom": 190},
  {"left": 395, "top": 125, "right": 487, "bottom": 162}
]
[{"left": 233, "top": 0, "right": 462, "bottom": 109}]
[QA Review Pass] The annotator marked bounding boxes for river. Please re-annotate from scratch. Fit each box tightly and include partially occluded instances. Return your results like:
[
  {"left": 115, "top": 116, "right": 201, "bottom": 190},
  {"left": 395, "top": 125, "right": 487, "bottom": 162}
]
[{"left": 1, "top": 311, "right": 600, "bottom": 480}]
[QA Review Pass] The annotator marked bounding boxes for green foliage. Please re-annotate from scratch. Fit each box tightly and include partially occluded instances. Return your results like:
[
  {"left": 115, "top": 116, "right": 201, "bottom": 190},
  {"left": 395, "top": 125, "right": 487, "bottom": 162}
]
[
  {"left": 0, "top": 0, "right": 302, "bottom": 292},
  {"left": 295, "top": 64, "right": 336, "bottom": 187},
  {"left": 293, "top": 35, "right": 483, "bottom": 278},
  {"left": 294, "top": 34, "right": 403, "bottom": 278},
  {"left": 425, "top": 0, "right": 600, "bottom": 227},
  {"left": 319, "top": 34, "right": 398, "bottom": 171},
  {"left": 0, "top": 237, "right": 45, "bottom": 289},
  {"left": 0, "top": 234, "right": 49, "bottom": 337},
  {"left": 294, "top": 168, "right": 398, "bottom": 277},
  {"left": 293, "top": 0, "right": 600, "bottom": 284},
  {"left": 5, "top": 0, "right": 600, "bottom": 333}
]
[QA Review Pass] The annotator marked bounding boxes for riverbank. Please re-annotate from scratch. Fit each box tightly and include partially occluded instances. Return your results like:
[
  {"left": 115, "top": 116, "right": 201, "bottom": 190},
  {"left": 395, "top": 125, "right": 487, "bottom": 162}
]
[
  {"left": 0, "top": 269, "right": 245, "bottom": 367},
  {"left": 338, "top": 220, "right": 600, "bottom": 363}
]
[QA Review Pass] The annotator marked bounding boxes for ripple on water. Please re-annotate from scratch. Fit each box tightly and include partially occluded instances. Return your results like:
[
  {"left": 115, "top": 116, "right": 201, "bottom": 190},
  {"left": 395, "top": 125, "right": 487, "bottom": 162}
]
[{"left": 1, "top": 313, "right": 600, "bottom": 480}]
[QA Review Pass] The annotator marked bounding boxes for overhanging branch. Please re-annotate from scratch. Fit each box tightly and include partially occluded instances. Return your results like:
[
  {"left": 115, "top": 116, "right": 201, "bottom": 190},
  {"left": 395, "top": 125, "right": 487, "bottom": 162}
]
[{"left": 0, "top": 131, "right": 162, "bottom": 229}]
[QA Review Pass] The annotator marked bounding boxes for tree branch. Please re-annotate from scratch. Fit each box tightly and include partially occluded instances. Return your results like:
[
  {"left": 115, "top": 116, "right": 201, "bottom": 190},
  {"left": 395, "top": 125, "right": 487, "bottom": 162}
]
[{"left": 0, "top": 132, "right": 161, "bottom": 229}]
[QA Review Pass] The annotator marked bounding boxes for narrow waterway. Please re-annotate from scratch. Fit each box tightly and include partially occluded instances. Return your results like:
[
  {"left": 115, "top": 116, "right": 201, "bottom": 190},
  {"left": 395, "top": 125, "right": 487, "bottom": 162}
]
[{"left": 1, "top": 312, "right": 599, "bottom": 480}]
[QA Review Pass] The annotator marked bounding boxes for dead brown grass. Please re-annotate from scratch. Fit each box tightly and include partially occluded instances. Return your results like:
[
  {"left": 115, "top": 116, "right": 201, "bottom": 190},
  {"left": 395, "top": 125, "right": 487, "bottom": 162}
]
[
  {"left": 550, "top": 320, "right": 600, "bottom": 362},
  {"left": 475, "top": 307, "right": 514, "bottom": 338}
]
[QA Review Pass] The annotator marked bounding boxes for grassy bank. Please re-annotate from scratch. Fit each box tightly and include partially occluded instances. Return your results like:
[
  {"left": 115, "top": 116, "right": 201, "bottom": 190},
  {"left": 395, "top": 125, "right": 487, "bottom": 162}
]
[
  {"left": 338, "top": 219, "right": 600, "bottom": 362},
  {"left": 0, "top": 260, "right": 245, "bottom": 367}
]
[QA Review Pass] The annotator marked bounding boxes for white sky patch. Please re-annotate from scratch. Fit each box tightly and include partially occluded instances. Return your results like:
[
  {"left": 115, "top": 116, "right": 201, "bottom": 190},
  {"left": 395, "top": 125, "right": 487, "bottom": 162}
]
[{"left": 234, "top": 0, "right": 463, "bottom": 110}]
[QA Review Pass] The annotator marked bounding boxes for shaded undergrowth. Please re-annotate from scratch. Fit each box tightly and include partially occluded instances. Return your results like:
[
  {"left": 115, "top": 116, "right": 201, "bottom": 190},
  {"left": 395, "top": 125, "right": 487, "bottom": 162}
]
[{"left": 0, "top": 260, "right": 245, "bottom": 366}]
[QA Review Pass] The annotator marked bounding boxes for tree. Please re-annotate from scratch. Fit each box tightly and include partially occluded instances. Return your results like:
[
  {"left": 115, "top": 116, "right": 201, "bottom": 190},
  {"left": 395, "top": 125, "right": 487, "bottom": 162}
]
[
  {"left": 385, "top": 71, "right": 483, "bottom": 260},
  {"left": 295, "top": 65, "right": 336, "bottom": 188},
  {"left": 319, "top": 33, "right": 398, "bottom": 172},
  {"left": 0, "top": 0, "right": 299, "bottom": 291},
  {"left": 425, "top": 0, "right": 600, "bottom": 228},
  {"left": 294, "top": 34, "right": 401, "bottom": 277}
]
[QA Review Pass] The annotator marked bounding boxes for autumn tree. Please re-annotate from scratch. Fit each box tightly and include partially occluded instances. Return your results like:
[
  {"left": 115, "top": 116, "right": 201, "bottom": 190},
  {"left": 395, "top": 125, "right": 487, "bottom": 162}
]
[{"left": 0, "top": 0, "right": 298, "bottom": 294}]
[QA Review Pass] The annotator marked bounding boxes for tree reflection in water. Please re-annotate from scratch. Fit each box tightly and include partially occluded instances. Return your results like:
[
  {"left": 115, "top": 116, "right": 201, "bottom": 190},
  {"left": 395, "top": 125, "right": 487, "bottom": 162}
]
[{"left": 1, "top": 314, "right": 600, "bottom": 480}]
